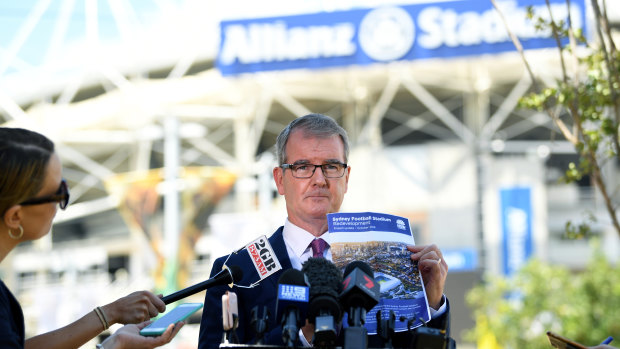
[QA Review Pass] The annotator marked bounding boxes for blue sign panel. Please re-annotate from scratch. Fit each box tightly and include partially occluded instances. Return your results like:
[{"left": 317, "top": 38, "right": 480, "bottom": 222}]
[
  {"left": 217, "top": 0, "right": 586, "bottom": 75},
  {"left": 442, "top": 248, "right": 477, "bottom": 272},
  {"left": 500, "top": 187, "right": 533, "bottom": 276}
]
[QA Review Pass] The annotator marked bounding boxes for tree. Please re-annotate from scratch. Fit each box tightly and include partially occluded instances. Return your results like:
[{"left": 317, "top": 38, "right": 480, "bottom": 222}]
[
  {"left": 490, "top": 0, "right": 620, "bottom": 239},
  {"left": 466, "top": 2, "right": 620, "bottom": 347},
  {"left": 465, "top": 244, "right": 620, "bottom": 348}
]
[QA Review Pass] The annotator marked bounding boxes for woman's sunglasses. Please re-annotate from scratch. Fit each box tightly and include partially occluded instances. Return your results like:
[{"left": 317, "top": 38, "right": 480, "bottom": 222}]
[{"left": 19, "top": 179, "right": 70, "bottom": 210}]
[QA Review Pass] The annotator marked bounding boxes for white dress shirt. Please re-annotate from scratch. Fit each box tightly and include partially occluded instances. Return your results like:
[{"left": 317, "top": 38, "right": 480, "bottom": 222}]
[{"left": 282, "top": 218, "right": 332, "bottom": 270}]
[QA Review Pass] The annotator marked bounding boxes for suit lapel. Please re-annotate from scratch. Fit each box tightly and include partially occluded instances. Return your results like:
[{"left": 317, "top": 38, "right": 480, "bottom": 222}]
[{"left": 264, "top": 227, "right": 292, "bottom": 289}]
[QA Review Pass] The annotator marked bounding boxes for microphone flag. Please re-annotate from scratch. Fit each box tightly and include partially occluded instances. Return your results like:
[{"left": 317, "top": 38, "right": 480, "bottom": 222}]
[
  {"left": 276, "top": 284, "right": 310, "bottom": 318},
  {"left": 341, "top": 263, "right": 380, "bottom": 313},
  {"left": 275, "top": 269, "right": 310, "bottom": 347},
  {"left": 245, "top": 235, "right": 282, "bottom": 281}
]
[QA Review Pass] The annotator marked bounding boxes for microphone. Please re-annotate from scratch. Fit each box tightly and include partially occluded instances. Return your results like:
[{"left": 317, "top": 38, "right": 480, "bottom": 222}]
[
  {"left": 275, "top": 269, "right": 309, "bottom": 347},
  {"left": 340, "top": 261, "right": 380, "bottom": 349},
  {"left": 301, "top": 257, "right": 343, "bottom": 348},
  {"left": 161, "top": 265, "right": 243, "bottom": 304},
  {"left": 341, "top": 261, "right": 380, "bottom": 325}
]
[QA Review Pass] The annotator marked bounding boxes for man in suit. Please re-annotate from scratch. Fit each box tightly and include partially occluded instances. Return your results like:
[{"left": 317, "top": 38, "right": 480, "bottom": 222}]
[{"left": 198, "top": 113, "right": 450, "bottom": 348}]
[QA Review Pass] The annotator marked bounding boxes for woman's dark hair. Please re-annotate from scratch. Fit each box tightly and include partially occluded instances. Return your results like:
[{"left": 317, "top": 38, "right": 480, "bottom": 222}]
[{"left": 0, "top": 128, "right": 55, "bottom": 215}]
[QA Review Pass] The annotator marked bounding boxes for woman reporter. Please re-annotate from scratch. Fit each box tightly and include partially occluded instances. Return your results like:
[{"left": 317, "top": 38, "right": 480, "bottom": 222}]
[{"left": 0, "top": 127, "right": 183, "bottom": 349}]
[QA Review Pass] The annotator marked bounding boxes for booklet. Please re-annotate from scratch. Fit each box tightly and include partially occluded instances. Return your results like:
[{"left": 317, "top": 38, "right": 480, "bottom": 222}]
[{"left": 326, "top": 212, "right": 431, "bottom": 334}]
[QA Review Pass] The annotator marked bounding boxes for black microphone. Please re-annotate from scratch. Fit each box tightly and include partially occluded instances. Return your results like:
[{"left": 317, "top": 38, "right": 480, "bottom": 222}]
[
  {"left": 301, "top": 257, "right": 343, "bottom": 348},
  {"left": 275, "top": 269, "right": 309, "bottom": 347},
  {"left": 341, "top": 261, "right": 380, "bottom": 325},
  {"left": 161, "top": 265, "right": 243, "bottom": 304},
  {"left": 340, "top": 261, "right": 380, "bottom": 349}
]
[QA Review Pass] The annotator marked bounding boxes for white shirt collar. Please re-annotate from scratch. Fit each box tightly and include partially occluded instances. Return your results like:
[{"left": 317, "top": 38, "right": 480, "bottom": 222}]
[
  {"left": 282, "top": 218, "right": 332, "bottom": 270},
  {"left": 283, "top": 218, "right": 317, "bottom": 258}
]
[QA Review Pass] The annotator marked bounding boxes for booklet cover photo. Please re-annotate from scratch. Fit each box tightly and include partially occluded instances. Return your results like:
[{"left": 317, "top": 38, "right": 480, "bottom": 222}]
[{"left": 327, "top": 212, "right": 431, "bottom": 334}]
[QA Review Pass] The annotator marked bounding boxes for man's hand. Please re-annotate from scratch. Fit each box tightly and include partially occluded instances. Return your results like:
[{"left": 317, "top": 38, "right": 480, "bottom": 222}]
[{"left": 407, "top": 244, "right": 448, "bottom": 310}]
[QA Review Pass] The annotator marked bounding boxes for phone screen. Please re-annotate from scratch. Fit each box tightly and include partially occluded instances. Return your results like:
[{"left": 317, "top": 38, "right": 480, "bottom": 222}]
[
  {"left": 547, "top": 331, "right": 588, "bottom": 349},
  {"left": 140, "top": 303, "right": 203, "bottom": 336}
]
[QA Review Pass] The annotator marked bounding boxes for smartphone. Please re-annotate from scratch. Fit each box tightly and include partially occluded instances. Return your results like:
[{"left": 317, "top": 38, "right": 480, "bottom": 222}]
[
  {"left": 139, "top": 302, "right": 203, "bottom": 337},
  {"left": 547, "top": 331, "right": 588, "bottom": 349}
]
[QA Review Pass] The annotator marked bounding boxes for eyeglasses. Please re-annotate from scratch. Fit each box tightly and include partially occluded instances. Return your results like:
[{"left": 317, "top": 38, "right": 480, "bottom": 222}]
[
  {"left": 20, "top": 179, "right": 70, "bottom": 210},
  {"left": 280, "top": 162, "right": 348, "bottom": 179}
]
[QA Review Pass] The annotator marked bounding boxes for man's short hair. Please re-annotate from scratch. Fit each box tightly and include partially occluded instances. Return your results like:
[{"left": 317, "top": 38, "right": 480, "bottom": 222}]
[{"left": 275, "top": 113, "right": 350, "bottom": 165}]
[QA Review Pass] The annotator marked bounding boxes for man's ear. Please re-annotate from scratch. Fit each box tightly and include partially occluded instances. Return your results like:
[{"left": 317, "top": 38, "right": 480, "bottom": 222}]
[
  {"left": 3, "top": 205, "right": 22, "bottom": 230},
  {"left": 273, "top": 166, "right": 285, "bottom": 195}
]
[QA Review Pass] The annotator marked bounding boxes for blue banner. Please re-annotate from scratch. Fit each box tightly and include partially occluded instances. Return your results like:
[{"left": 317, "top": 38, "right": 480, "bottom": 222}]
[
  {"left": 217, "top": 0, "right": 586, "bottom": 75},
  {"left": 327, "top": 212, "right": 412, "bottom": 236},
  {"left": 442, "top": 248, "right": 477, "bottom": 272},
  {"left": 500, "top": 187, "right": 533, "bottom": 276}
]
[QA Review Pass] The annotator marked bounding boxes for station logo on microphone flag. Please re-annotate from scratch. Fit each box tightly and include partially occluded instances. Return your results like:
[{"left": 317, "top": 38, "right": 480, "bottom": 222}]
[
  {"left": 246, "top": 235, "right": 282, "bottom": 280},
  {"left": 278, "top": 284, "right": 309, "bottom": 302},
  {"left": 343, "top": 272, "right": 376, "bottom": 291}
]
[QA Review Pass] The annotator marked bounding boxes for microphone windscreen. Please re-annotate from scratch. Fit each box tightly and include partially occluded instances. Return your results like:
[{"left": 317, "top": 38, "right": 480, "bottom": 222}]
[
  {"left": 302, "top": 257, "right": 343, "bottom": 299},
  {"left": 301, "top": 257, "right": 343, "bottom": 322},
  {"left": 228, "top": 265, "right": 244, "bottom": 283},
  {"left": 343, "top": 260, "right": 374, "bottom": 278}
]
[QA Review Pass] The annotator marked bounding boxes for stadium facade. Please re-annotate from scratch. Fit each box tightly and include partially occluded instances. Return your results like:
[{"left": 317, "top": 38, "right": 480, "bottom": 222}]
[{"left": 1, "top": 0, "right": 618, "bottom": 345}]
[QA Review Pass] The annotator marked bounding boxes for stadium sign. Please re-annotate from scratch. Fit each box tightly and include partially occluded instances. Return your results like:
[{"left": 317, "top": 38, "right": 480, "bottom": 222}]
[
  {"left": 500, "top": 187, "right": 533, "bottom": 276},
  {"left": 217, "top": 0, "right": 586, "bottom": 76}
]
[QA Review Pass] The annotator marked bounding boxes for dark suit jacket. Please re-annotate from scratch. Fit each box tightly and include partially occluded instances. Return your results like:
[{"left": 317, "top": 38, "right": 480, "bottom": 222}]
[{"left": 198, "top": 227, "right": 450, "bottom": 349}]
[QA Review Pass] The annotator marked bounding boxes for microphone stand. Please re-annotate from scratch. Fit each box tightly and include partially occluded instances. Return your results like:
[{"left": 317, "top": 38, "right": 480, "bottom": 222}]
[
  {"left": 282, "top": 309, "right": 300, "bottom": 348},
  {"left": 376, "top": 310, "right": 396, "bottom": 349},
  {"left": 251, "top": 305, "right": 270, "bottom": 345},
  {"left": 344, "top": 307, "right": 368, "bottom": 349},
  {"left": 314, "top": 312, "right": 337, "bottom": 348},
  {"left": 225, "top": 314, "right": 239, "bottom": 344}
]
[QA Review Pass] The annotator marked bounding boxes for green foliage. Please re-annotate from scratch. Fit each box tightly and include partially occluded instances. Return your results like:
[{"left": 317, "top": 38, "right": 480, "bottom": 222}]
[
  {"left": 564, "top": 211, "right": 597, "bottom": 239},
  {"left": 517, "top": 2, "right": 620, "bottom": 239},
  {"left": 465, "top": 246, "right": 620, "bottom": 348},
  {"left": 519, "top": 6, "right": 620, "bottom": 180}
]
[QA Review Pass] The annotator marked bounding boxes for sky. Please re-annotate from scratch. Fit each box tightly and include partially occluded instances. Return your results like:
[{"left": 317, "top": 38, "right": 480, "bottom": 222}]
[{"left": 0, "top": 0, "right": 464, "bottom": 76}]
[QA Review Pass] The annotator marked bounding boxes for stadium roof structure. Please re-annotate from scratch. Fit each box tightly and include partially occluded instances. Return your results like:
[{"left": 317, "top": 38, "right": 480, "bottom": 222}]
[{"left": 1, "top": 0, "right": 618, "bottom": 224}]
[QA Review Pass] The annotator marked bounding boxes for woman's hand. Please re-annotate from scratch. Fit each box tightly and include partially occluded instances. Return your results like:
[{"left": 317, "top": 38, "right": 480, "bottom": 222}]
[
  {"left": 99, "top": 321, "right": 184, "bottom": 349},
  {"left": 102, "top": 291, "right": 166, "bottom": 325}
]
